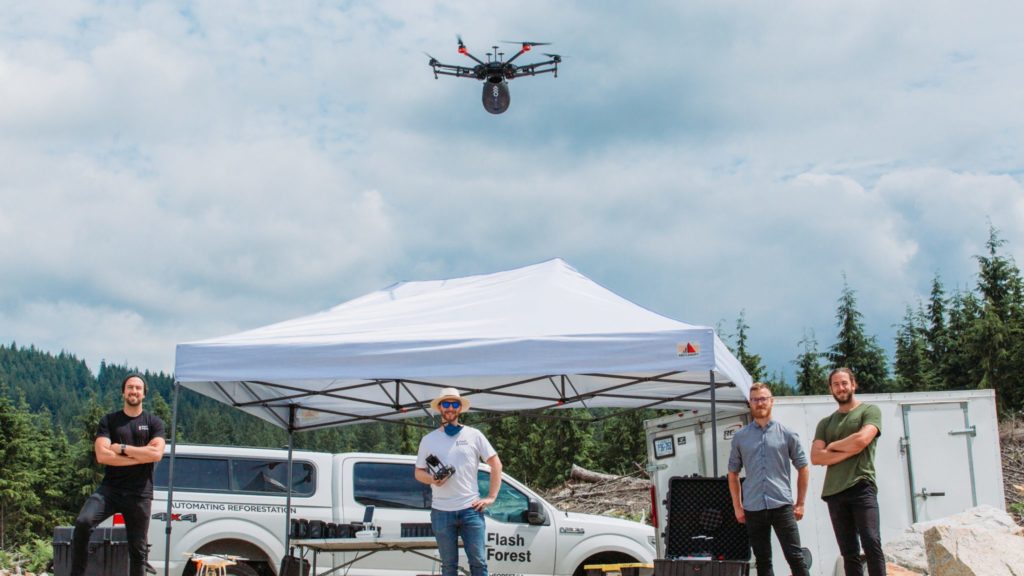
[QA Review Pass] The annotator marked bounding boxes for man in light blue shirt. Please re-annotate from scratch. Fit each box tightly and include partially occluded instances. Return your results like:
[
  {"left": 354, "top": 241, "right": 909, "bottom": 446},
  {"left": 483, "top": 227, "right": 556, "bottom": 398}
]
[{"left": 728, "top": 383, "right": 809, "bottom": 576}]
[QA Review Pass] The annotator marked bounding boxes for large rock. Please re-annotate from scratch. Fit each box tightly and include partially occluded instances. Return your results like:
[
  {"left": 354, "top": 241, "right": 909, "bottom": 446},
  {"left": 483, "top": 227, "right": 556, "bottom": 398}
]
[
  {"left": 883, "top": 505, "right": 1023, "bottom": 573},
  {"left": 924, "top": 523, "right": 1024, "bottom": 575}
]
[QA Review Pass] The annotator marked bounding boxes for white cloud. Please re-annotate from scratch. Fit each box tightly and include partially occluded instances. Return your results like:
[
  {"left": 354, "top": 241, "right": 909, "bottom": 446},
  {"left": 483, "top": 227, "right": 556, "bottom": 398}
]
[{"left": 1, "top": 0, "right": 1022, "bottom": 381}]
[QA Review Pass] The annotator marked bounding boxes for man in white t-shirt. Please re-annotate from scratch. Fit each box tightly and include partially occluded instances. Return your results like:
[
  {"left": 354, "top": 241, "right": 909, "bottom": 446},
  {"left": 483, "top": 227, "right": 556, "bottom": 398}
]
[{"left": 415, "top": 388, "right": 503, "bottom": 576}]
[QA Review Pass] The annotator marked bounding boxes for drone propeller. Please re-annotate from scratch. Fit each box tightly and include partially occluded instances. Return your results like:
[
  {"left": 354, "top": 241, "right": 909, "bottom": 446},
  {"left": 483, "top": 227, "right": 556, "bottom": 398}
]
[
  {"left": 423, "top": 51, "right": 440, "bottom": 65},
  {"left": 456, "top": 34, "right": 467, "bottom": 55},
  {"left": 543, "top": 53, "right": 563, "bottom": 62},
  {"left": 502, "top": 41, "right": 552, "bottom": 47},
  {"left": 502, "top": 40, "right": 552, "bottom": 52}
]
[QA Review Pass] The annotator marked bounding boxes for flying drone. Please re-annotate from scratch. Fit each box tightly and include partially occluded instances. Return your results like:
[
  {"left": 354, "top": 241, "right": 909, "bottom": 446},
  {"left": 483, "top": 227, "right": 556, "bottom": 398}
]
[{"left": 427, "top": 36, "right": 561, "bottom": 114}]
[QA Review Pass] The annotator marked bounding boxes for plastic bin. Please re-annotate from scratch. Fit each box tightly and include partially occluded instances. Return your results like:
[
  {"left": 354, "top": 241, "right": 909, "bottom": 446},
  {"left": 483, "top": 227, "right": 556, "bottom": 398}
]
[{"left": 52, "top": 526, "right": 129, "bottom": 576}]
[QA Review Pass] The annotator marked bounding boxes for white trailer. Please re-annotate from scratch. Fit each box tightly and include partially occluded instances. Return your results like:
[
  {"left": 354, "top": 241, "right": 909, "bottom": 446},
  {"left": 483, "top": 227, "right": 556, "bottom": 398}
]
[{"left": 644, "top": 389, "right": 1005, "bottom": 576}]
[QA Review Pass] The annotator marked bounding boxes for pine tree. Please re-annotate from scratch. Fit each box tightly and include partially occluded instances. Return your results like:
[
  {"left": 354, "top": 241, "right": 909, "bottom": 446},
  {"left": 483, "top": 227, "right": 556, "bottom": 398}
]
[
  {"left": 944, "top": 290, "right": 984, "bottom": 391},
  {"left": 732, "top": 310, "right": 766, "bottom": 382},
  {"left": 597, "top": 409, "right": 649, "bottom": 475},
  {"left": 924, "top": 275, "right": 950, "bottom": 385},
  {"left": 827, "top": 278, "right": 891, "bottom": 392},
  {"left": 0, "top": 386, "right": 44, "bottom": 548},
  {"left": 794, "top": 330, "right": 828, "bottom": 395},
  {"left": 972, "top": 226, "right": 1024, "bottom": 412},
  {"left": 893, "top": 304, "right": 937, "bottom": 392}
]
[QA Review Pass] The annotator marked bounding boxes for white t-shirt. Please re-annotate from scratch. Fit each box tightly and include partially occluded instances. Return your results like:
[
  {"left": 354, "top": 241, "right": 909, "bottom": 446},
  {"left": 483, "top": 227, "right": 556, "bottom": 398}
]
[{"left": 416, "top": 425, "right": 497, "bottom": 511}]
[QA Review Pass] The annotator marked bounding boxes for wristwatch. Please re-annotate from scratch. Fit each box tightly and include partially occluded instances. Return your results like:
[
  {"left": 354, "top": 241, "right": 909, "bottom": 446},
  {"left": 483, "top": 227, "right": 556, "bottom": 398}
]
[{"left": 120, "top": 443, "right": 127, "bottom": 455}]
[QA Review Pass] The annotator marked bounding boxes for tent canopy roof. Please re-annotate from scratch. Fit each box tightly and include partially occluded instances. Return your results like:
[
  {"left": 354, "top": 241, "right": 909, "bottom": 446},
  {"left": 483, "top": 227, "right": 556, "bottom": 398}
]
[{"left": 174, "top": 259, "right": 752, "bottom": 431}]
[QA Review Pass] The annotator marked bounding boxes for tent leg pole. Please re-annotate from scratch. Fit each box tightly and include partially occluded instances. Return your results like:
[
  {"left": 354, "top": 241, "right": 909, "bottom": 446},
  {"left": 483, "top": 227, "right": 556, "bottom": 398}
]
[
  {"left": 710, "top": 371, "right": 718, "bottom": 477},
  {"left": 284, "top": 406, "right": 296, "bottom": 559},
  {"left": 163, "top": 382, "right": 181, "bottom": 576}
]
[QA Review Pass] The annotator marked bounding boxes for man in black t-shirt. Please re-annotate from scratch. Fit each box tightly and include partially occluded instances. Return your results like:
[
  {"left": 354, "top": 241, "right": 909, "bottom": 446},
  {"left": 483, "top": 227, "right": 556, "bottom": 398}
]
[{"left": 72, "top": 374, "right": 166, "bottom": 576}]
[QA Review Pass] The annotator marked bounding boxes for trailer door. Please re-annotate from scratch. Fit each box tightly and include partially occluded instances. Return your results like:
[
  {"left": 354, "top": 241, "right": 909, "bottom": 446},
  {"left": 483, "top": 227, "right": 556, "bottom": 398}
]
[{"left": 900, "top": 402, "right": 978, "bottom": 523}]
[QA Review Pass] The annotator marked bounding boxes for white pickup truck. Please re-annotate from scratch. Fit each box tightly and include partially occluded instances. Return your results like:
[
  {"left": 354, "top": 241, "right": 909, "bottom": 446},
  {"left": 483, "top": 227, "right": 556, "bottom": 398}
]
[{"left": 148, "top": 444, "right": 655, "bottom": 576}]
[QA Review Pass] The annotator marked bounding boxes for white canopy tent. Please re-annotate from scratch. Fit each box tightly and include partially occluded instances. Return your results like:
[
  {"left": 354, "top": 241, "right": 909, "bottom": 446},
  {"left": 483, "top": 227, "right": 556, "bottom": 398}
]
[
  {"left": 163, "top": 259, "right": 752, "bottom": 574},
  {"left": 173, "top": 258, "right": 752, "bottom": 429}
]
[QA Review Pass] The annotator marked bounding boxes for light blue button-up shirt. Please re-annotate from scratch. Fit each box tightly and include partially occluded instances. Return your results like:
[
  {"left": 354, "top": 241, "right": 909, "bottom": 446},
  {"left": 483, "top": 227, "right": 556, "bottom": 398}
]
[{"left": 727, "top": 419, "right": 808, "bottom": 511}]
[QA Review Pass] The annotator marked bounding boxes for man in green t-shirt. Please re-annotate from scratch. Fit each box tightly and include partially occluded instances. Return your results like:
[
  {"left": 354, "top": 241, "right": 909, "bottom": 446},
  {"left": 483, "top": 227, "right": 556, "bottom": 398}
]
[{"left": 811, "top": 368, "right": 885, "bottom": 576}]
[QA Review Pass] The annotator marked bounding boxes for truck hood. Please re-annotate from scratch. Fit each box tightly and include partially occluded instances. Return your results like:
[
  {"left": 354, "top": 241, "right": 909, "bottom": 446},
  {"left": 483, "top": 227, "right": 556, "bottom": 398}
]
[{"left": 559, "top": 511, "right": 655, "bottom": 535}]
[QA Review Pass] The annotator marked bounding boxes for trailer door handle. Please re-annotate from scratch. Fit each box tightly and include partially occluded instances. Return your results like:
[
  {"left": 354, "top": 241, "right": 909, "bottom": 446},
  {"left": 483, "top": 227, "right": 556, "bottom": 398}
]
[
  {"left": 917, "top": 488, "right": 946, "bottom": 499},
  {"left": 948, "top": 426, "right": 976, "bottom": 437}
]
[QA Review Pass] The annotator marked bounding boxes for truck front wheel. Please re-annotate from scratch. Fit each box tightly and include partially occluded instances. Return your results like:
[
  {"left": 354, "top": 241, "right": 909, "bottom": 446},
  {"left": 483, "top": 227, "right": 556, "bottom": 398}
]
[{"left": 573, "top": 552, "right": 639, "bottom": 576}]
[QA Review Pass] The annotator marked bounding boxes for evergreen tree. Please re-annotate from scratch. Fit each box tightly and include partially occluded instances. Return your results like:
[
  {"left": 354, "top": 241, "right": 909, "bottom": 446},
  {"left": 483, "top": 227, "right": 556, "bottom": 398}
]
[
  {"left": 827, "top": 278, "right": 891, "bottom": 392},
  {"left": 527, "top": 413, "right": 594, "bottom": 489},
  {"left": 893, "top": 304, "right": 937, "bottom": 392},
  {"left": 944, "top": 290, "right": 984, "bottom": 391},
  {"left": 763, "top": 371, "right": 794, "bottom": 396},
  {"left": 71, "top": 397, "right": 107, "bottom": 500},
  {"left": 597, "top": 409, "right": 649, "bottom": 475},
  {"left": 732, "top": 310, "right": 766, "bottom": 382},
  {"left": 793, "top": 330, "right": 828, "bottom": 395},
  {"left": 0, "top": 386, "right": 44, "bottom": 548},
  {"left": 972, "top": 226, "right": 1024, "bottom": 412},
  {"left": 485, "top": 414, "right": 542, "bottom": 484},
  {"left": 924, "top": 275, "right": 950, "bottom": 384}
]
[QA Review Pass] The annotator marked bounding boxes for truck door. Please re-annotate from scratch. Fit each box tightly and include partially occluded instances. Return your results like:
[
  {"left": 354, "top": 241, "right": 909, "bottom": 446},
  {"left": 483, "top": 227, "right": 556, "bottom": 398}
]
[
  {"left": 347, "top": 460, "right": 438, "bottom": 574},
  {"left": 900, "top": 402, "right": 979, "bottom": 523},
  {"left": 478, "top": 470, "right": 556, "bottom": 576}
]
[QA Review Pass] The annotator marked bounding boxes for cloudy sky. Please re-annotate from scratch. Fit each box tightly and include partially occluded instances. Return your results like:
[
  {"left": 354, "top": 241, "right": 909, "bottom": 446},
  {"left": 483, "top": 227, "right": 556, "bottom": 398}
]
[{"left": 2, "top": 1, "right": 1022, "bottom": 382}]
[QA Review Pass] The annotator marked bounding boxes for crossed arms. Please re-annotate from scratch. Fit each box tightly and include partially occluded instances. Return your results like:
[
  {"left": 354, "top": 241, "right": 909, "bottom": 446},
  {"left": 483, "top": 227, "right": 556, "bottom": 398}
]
[
  {"left": 94, "top": 436, "right": 165, "bottom": 467},
  {"left": 810, "top": 424, "right": 878, "bottom": 466}
]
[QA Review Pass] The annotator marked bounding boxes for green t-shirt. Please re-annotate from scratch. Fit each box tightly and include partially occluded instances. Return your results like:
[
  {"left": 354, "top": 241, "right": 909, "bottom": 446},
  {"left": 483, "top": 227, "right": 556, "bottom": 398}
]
[{"left": 814, "top": 403, "right": 882, "bottom": 498}]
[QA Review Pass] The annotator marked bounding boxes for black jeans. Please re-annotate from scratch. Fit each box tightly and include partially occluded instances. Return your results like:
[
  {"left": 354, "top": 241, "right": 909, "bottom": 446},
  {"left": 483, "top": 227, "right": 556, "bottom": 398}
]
[
  {"left": 72, "top": 485, "right": 152, "bottom": 576},
  {"left": 744, "top": 505, "right": 809, "bottom": 576},
  {"left": 824, "top": 481, "right": 885, "bottom": 576}
]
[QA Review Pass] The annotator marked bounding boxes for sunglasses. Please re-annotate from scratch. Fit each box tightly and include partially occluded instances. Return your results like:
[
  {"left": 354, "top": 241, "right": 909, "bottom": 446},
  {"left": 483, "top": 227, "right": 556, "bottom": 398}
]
[{"left": 440, "top": 400, "right": 461, "bottom": 409}]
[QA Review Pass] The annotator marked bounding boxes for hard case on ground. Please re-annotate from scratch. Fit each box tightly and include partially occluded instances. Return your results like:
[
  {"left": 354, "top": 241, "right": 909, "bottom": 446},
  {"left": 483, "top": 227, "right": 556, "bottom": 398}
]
[
  {"left": 280, "top": 555, "right": 311, "bottom": 576},
  {"left": 664, "top": 476, "right": 750, "bottom": 561},
  {"left": 52, "top": 526, "right": 129, "bottom": 576},
  {"left": 654, "top": 559, "right": 749, "bottom": 576}
]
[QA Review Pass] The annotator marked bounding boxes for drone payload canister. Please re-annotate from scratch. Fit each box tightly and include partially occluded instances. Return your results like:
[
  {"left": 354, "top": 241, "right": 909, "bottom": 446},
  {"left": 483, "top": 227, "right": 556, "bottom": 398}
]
[{"left": 426, "top": 35, "right": 561, "bottom": 114}]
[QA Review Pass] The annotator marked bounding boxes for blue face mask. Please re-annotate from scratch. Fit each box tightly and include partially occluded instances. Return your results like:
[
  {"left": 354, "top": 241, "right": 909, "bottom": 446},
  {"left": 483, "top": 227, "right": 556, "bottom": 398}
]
[{"left": 444, "top": 423, "right": 463, "bottom": 436}]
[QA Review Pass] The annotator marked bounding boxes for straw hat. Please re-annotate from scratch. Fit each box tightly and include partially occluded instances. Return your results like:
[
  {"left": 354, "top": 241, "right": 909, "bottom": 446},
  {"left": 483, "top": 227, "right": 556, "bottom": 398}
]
[{"left": 430, "top": 387, "right": 470, "bottom": 413}]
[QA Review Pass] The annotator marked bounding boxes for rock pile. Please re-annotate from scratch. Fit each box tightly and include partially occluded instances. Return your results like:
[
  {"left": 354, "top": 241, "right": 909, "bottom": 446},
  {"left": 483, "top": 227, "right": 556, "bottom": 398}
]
[{"left": 884, "top": 505, "right": 1024, "bottom": 575}]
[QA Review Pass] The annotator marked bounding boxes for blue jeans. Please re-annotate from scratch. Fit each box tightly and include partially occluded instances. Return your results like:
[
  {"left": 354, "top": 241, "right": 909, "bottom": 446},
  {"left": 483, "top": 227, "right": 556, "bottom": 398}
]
[
  {"left": 431, "top": 507, "right": 487, "bottom": 576},
  {"left": 744, "top": 505, "right": 808, "bottom": 576},
  {"left": 824, "top": 481, "right": 885, "bottom": 576}
]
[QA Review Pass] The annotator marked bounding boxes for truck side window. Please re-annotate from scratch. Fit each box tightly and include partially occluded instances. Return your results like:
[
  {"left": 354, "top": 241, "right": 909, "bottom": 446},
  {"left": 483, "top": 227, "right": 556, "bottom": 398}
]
[
  {"left": 154, "top": 457, "right": 230, "bottom": 491},
  {"left": 353, "top": 462, "right": 432, "bottom": 510},
  {"left": 477, "top": 471, "right": 530, "bottom": 524},
  {"left": 233, "top": 459, "right": 316, "bottom": 496},
  {"left": 154, "top": 457, "right": 315, "bottom": 496}
]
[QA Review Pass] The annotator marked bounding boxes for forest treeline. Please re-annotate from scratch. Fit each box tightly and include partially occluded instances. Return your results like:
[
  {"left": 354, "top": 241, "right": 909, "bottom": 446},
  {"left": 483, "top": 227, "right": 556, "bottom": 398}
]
[{"left": 1, "top": 227, "right": 1022, "bottom": 549}]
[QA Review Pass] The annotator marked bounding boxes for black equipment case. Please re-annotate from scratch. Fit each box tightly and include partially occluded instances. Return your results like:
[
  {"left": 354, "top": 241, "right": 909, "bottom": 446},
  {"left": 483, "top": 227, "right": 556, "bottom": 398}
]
[
  {"left": 654, "top": 559, "right": 748, "bottom": 576},
  {"left": 52, "top": 526, "right": 129, "bottom": 576},
  {"left": 663, "top": 476, "right": 750, "bottom": 562}
]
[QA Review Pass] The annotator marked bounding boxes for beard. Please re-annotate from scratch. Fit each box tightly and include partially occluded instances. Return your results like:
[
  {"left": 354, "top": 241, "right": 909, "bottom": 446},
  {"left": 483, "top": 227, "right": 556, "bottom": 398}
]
[
  {"left": 125, "top": 395, "right": 142, "bottom": 407},
  {"left": 831, "top": 390, "right": 853, "bottom": 405}
]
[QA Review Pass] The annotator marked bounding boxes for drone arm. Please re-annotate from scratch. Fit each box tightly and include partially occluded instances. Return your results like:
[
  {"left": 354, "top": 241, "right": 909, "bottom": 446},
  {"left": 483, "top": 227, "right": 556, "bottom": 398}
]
[
  {"left": 460, "top": 50, "right": 487, "bottom": 66},
  {"left": 504, "top": 48, "right": 529, "bottom": 64},
  {"left": 512, "top": 61, "right": 559, "bottom": 78},
  {"left": 430, "top": 63, "right": 479, "bottom": 79}
]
